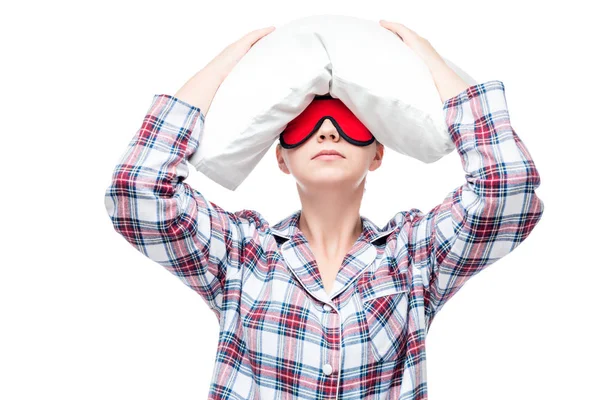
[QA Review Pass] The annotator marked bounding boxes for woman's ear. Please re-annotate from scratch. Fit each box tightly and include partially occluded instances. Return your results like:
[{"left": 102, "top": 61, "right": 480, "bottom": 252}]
[
  {"left": 276, "top": 143, "right": 291, "bottom": 174},
  {"left": 375, "top": 140, "right": 384, "bottom": 159},
  {"left": 369, "top": 141, "right": 384, "bottom": 172}
]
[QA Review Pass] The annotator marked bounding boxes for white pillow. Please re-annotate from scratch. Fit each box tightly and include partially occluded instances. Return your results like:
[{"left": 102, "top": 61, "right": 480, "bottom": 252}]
[{"left": 188, "top": 14, "right": 477, "bottom": 191}]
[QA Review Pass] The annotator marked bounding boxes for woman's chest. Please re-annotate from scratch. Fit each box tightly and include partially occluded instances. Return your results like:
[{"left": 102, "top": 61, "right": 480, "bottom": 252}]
[
  {"left": 236, "top": 245, "right": 413, "bottom": 366},
  {"left": 314, "top": 253, "right": 346, "bottom": 297}
]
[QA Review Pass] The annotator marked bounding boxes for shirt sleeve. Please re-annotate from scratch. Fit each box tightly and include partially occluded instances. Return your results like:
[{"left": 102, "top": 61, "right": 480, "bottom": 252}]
[
  {"left": 407, "top": 80, "right": 545, "bottom": 327},
  {"left": 103, "top": 94, "right": 264, "bottom": 321}
]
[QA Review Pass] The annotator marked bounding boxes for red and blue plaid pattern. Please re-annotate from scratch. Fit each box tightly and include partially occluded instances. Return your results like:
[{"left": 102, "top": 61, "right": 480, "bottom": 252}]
[{"left": 104, "top": 80, "right": 544, "bottom": 399}]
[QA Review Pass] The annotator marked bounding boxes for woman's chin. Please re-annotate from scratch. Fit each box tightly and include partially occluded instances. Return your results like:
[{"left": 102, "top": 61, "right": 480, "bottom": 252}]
[{"left": 301, "top": 175, "right": 356, "bottom": 189}]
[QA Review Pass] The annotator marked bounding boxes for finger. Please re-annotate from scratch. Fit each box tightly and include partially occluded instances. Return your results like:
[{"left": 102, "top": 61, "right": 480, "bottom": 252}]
[
  {"left": 379, "top": 20, "right": 413, "bottom": 35},
  {"left": 261, "top": 26, "right": 276, "bottom": 35},
  {"left": 248, "top": 27, "right": 276, "bottom": 48},
  {"left": 379, "top": 21, "right": 406, "bottom": 42},
  {"left": 249, "top": 26, "right": 276, "bottom": 38},
  {"left": 239, "top": 26, "right": 274, "bottom": 47},
  {"left": 245, "top": 26, "right": 276, "bottom": 43}
]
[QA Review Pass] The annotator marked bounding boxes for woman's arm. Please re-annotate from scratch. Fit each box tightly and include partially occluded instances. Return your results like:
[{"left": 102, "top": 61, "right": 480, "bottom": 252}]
[
  {"left": 103, "top": 89, "right": 256, "bottom": 321},
  {"left": 379, "top": 21, "right": 544, "bottom": 325},
  {"left": 103, "top": 27, "right": 275, "bottom": 320},
  {"left": 408, "top": 79, "right": 545, "bottom": 326}
]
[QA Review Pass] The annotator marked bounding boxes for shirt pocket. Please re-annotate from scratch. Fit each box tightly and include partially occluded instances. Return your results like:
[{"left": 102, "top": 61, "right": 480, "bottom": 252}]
[{"left": 359, "top": 267, "right": 410, "bottom": 363}]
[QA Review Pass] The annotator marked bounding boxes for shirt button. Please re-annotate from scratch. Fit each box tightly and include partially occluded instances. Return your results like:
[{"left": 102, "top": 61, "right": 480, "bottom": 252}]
[
  {"left": 323, "top": 304, "right": 332, "bottom": 312},
  {"left": 322, "top": 363, "right": 333, "bottom": 376}
]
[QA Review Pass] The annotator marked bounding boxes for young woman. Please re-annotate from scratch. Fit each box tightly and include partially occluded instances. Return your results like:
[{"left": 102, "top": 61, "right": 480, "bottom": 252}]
[{"left": 104, "top": 21, "right": 544, "bottom": 400}]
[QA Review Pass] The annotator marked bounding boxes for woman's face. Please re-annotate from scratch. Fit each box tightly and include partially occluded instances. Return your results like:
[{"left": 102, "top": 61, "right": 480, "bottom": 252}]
[{"left": 276, "top": 118, "right": 384, "bottom": 192}]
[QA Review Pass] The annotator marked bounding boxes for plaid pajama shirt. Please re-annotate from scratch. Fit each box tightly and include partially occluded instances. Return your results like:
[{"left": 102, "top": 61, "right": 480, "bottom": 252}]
[{"left": 104, "top": 79, "right": 544, "bottom": 399}]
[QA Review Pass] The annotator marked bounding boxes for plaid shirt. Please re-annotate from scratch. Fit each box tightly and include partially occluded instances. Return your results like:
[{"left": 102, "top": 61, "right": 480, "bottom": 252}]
[{"left": 104, "top": 80, "right": 544, "bottom": 399}]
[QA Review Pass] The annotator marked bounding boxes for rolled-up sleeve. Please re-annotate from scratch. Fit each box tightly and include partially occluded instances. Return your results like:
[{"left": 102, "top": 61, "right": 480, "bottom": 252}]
[
  {"left": 103, "top": 94, "right": 260, "bottom": 321},
  {"left": 407, "top": 80, "right": 545, "bottom": 326}
]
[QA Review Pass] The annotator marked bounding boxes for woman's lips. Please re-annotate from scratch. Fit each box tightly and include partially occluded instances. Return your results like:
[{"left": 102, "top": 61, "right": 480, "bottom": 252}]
[{"left": 313, "top": 154, "right": 344, "bottom": 160}]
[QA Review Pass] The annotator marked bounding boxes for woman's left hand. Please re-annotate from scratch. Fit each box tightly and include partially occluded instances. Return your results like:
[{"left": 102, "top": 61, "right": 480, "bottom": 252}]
[
  {"left": 379, "top": 20, "right": 446, "bottom": 71},
  {"left": 379, "top": 19, "right": 471, "bottom": 103}
]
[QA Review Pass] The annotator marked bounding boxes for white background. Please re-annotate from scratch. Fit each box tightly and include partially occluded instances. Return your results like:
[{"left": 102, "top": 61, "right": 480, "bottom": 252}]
[{"left": 2, "top": 0, "right": 598, "bottom": 399}]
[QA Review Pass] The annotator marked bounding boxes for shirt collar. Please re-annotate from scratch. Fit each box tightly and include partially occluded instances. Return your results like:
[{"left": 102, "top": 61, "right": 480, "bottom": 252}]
[
  {"left": 270, "top": 209, "right": 399, "bottom": 245},
  {"left": 269, "top": 209, "right": 406, "bottom": 303}
]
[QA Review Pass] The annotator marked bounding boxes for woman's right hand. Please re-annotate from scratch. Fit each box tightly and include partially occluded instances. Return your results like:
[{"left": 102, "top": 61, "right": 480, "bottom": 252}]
[
  {"left": 174, "top": 25, "right": 276, "bottom": 114},
  {"left": 205, "top": 26, "right": 276, "bottom": 82}
]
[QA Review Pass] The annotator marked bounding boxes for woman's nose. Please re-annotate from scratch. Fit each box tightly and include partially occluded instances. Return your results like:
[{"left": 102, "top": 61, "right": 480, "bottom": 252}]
[{"left": 317, "top": 119, "right": 340, "bottom": 141}]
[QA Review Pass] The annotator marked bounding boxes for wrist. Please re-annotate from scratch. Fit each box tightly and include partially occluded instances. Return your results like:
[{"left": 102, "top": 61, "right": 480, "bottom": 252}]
[
  {"left": 174, "top": 67, "right": 224, "bottom": 115},
  {"left": 428, "top": 61, "right": 471, "bottom": 104}
]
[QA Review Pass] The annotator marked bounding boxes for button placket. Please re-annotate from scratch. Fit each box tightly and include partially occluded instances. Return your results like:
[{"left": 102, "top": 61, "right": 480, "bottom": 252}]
[{"left": 320, "top": 302, "right": 339, "bottom": 382}]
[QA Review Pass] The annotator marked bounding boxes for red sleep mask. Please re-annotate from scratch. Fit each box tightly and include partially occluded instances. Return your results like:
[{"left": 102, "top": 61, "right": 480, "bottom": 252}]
[{"left": 279, "top": 94, "right": 375, "bottom": 149}]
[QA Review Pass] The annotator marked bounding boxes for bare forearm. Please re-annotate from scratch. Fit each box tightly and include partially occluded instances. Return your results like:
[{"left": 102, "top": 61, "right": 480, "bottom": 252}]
[
  {"left": 174, "top": 66, "right": 224, "bottom": 116},
  {"left": 428, "top": 59, "right": 472, "bottom": 104}
]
